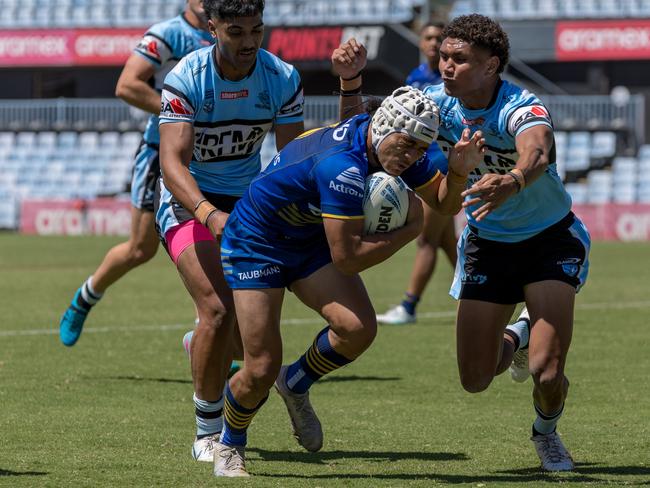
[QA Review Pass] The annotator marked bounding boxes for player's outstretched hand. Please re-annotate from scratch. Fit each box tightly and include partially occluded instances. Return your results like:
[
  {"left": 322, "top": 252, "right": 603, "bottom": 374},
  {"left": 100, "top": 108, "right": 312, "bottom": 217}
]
[
  {"left": 205, "top": 210, "right": 230, "bottom": 240},
  {"left": 461, "top": 173, "right": 519, "bottom": 222},
  {"left": 448, "top": 128, "right": 485, "bottom": 176},
  {"left": 331, "top": 38, "right": 367, "bottom": 80}
]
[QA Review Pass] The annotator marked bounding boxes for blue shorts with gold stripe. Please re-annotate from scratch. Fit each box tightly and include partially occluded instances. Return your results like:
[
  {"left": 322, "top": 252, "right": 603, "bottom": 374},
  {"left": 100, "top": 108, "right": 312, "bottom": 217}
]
[{"left": 221, "top": 213, "right": 332, "bottom": 290}]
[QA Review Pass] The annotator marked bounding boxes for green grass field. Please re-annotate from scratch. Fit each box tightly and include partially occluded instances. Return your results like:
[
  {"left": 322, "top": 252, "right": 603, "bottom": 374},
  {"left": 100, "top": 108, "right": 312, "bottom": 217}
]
[{"left": 1, "top": 234, "right": 649, "bottom": 487}]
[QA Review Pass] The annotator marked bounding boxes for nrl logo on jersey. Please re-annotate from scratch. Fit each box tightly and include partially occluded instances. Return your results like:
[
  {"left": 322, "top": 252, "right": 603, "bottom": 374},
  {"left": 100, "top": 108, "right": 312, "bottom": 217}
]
[
  {"left": 194, "top": 122, "right": 272, "bottom": 161},
  {"left": 202, "top": 89, "right": 214, "bottom": 113},
  {"left": 256, "top": 90, "right": 271, "bottom": 110}
]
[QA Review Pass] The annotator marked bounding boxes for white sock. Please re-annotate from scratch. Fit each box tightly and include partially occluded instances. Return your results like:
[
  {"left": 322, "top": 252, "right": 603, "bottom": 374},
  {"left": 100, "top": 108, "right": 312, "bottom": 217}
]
[
  {"left": 80, "top": 276, "right": 103, "bottom": 305},
  {"left": 506, "top": 318, "right": 530, "bottom": 351}
]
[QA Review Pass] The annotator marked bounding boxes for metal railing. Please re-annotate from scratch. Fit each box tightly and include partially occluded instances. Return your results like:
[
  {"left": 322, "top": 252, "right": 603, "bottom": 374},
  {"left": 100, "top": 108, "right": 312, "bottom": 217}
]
[{"left": 0, "top": 94, "right": 645, "bottom": 144}]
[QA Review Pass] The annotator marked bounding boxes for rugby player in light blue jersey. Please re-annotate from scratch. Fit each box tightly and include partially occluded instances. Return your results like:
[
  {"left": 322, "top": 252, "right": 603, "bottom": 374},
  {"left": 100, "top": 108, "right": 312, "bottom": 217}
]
[
  {"left": 156, "top": 0, "right": 369, "bottom": 468},
  {"left": 424, "top": 14, "right": 590, "bottom": 471},
  {"left": 377, "top": 21, "right": 459, "bottom": 325},
  {"left": 59, "top": 0, "right": 214, "bottom": 347},
  {"left": 213, "top": 86, "right": 486, "bottom": 477}
]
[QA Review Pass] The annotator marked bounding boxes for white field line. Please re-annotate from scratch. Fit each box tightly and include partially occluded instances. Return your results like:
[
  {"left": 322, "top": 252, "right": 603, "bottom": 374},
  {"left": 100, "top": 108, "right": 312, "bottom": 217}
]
[{"left": 2, "top": 300, "right": 650, "bottom": 338}]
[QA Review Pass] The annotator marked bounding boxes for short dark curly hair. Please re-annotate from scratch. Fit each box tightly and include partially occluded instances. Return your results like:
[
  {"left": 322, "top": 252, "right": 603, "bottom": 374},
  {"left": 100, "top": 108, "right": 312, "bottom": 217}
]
[
  {"left": 203, "top": 0, "right": 265, "bottom": 21},
  {"left": 442, "top": 14, "right": 510, "bottom": 73}
]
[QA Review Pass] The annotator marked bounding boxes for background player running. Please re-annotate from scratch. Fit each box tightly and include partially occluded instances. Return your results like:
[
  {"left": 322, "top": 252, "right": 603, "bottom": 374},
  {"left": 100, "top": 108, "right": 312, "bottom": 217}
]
[{"left": 59, "top": 0, "right": 213, "bottom": 346}]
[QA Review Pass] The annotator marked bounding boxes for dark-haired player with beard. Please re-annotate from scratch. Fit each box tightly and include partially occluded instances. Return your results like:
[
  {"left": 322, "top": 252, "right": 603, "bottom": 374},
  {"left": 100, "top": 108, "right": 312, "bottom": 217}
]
[{"left": 156, "top": 0, "right": 304, "bottom": 464}]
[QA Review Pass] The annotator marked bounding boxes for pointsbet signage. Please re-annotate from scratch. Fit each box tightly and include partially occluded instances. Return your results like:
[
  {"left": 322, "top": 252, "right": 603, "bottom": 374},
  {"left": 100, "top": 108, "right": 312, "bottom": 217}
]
[{"left": 556, "top": 20, "right": 650, "bottom": 61}]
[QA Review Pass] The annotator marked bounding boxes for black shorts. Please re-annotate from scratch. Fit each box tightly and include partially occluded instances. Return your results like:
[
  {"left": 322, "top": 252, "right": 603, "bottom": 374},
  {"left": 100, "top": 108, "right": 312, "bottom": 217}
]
[{"left": 450, "top": 212, "right": 591, "bottom": 304}]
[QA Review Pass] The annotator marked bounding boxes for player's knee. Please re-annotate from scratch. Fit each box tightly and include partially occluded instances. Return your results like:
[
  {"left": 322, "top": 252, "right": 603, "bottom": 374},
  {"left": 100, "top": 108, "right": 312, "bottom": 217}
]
[
  {"left": 532, "top": 365, "right": 565, "bottom": 394},
  {"left": 459, "top": 370, "right": 493, "bottom": 393},
  {"left": 245, "top": 355, "right": 281, "bottom": 392},
  {"left": 198, "top": 301, "right": 235, "bottom": 332},
  {"left": 334, "top": 314, "right": 377, "bottom": 351},
  {"left": 127, "top": 243, "right": 158, "bottom": 265}
]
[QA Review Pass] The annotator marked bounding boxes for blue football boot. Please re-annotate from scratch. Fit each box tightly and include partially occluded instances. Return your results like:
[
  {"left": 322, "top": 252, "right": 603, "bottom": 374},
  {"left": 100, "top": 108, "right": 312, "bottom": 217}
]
[{"left": 59, "top": 288, "right": 90, "bottom": 346}]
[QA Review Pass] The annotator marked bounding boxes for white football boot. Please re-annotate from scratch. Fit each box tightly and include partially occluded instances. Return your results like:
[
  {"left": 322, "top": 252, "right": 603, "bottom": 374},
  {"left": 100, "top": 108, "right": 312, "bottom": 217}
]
[
  {"left": 531, "top": 431, "right": 575, "bottom": 471},
  {"left": 192, "top": 433, "right": 219, "bottom": 462},
  {"left": 274, "top": 365, "right": 323, "bottom": 452},
  {"left": 509, "top": 306, "right": 531, "bottom": 382},
  {"left": 213, "top": 442, "right": 250, "bottom": 477},
  {"left": 376, "top": 304, "right": 416, "bottom": 325}
]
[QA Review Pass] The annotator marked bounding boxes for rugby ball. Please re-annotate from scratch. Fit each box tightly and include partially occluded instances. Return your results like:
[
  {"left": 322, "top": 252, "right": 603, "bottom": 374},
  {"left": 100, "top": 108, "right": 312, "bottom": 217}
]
[{"left": 362, "top": 172, "right": 409, "bottom": 234}]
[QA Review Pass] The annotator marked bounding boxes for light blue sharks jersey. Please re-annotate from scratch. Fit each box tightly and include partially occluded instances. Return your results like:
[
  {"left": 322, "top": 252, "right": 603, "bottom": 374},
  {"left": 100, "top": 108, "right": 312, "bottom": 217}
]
[
  {"left": 133, "top": 14, "right": 214, "bottom": 146},
  {"left": 159, "top": 46, "right": 304, "bottom": 195},
  {"left": 424, "top": 80, "right": 571, "bottom": 242},
  {"left": 230, "top": 114, "right": 442, "bottom": 246}
]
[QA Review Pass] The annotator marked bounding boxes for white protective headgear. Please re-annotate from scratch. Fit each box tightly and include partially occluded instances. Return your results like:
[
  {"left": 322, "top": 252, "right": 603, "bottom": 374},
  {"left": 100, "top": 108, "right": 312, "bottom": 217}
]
[{"left": 371, "top": 86, "right": 440, "bottom": 153}]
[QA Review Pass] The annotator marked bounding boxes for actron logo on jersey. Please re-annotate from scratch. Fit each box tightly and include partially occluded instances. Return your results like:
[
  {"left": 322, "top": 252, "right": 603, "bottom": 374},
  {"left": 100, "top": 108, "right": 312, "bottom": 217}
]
[
  {"left": 508, "top": 105, "right": 552, "bottom": 135},
  {"left": 328, "top": 166, "right": 364, "bottom": 198},
  {"left": 193, "top": 121, "right": 273, "bottom": 162}
]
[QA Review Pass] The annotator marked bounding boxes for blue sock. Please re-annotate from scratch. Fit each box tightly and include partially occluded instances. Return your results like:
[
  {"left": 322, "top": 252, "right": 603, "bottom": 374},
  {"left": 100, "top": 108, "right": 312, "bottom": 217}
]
[
  {"left": 220, "top": 382, "right": 266, "bottom": 447},
  {"left": 401, "top": 292, "right": 419, "bottom": 315},
  {"left": 284, "top": 326, "right": 352, "bottom": 394},
  {"left": 533, "top": 402, "right": 564, "bottom": 435},
  {"left": 193, "top": 393, "right": 223, "bottom": 438}
]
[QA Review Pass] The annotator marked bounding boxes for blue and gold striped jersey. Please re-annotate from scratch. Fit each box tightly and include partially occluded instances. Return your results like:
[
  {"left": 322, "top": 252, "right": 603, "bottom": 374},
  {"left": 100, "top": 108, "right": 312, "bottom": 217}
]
[
  {"left": 424, "top": 80, "right": 572, "bottom": 242},
  {"left": 231, "top": 113, "right": 442, "bottom": 245}
]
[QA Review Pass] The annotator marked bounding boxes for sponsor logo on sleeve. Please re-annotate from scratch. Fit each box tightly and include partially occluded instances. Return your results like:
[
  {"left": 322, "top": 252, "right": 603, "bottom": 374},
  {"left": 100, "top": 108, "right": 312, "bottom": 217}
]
[
  {"left": 160, "top": 90, "right": 194, "bottom": 119},
  {"left": 278, "top": 89, "right": 304, "bottom": 118},
  {"left": 135, "top": 34, "right": 170, "bottom": 62},
  {"left": 328, "top": 166, "right": 364, "bottom": 198},
  {"left": 508, "top": 105, "right": 552, "bottom": 135}
]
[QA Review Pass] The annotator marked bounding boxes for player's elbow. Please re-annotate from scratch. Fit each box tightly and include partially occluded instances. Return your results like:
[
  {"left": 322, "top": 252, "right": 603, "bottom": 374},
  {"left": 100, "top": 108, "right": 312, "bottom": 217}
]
[
  {"left": 115, "top": 77, "right": 135, "bottom": 101},
  {"left": 115, "top": 81, "right": 127, "bottom": 100}
]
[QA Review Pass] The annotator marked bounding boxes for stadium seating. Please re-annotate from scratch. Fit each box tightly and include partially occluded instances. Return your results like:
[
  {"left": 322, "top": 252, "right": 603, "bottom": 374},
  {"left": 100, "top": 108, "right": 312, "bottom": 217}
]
[
  {"left": 0, "top": 0, "right": 423, "bottom": 28},
  {"left": 0, "top": 129, "right": 279, "bottom": 228},
  {"left": 0, "top": 126, "right": 644, "bottom": 230},
  {"left": 449, "top": 0, "right": 650, "bottom": 20}
]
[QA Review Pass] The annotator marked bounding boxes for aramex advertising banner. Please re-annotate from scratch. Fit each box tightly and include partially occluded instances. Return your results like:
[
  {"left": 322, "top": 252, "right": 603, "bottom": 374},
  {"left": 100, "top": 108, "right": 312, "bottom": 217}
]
[
  {"left": 20, "top": 198, "right": 650, "bottom": 239},
  {"left": 453, "top": 204, "right": 650, "bottom": 242},
  {"left": 556, "top": 20, "right": 650, "bottom": 61},
  {"left": 20, "top": 198, "right": 131, "bottom": 235},
  {"left": 0, "top": 29, "right": 144, "bottom": 67}
]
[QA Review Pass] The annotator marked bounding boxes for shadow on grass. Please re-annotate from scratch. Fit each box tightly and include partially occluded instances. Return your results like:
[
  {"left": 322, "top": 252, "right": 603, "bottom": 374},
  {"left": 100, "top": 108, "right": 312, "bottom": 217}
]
[
  {"left": 94, "top": 375, "right": 192, "bottom": 385},
  {"left": 257, "top": 472, "right": 607, "bottom": 482},
  {"left": 250, "top": 454, "right": 649, "bottom": 483},
  {"left": 248, "top": 448, "right": 467, "bottom": 464},
  {"left": 0, "top": 468, "right": 47, "bottom": 477},
  {"left": 500, "top": 462, "right": 650, "bottom": 480},
  {"left": 320, "top": 375, "right": 401, "bottom": 383}
]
